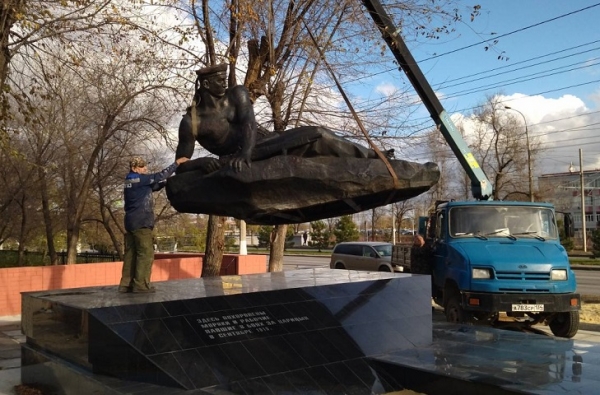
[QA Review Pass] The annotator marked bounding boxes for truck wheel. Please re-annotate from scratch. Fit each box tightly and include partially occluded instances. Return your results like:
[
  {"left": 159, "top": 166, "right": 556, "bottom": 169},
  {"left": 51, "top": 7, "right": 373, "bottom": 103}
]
[
  {"left": 378, "top": 265, "right": 391, "bottom": 272},
  {"left": 334, "top": 262, "right": 346, "bottom": 269},
  {"left": 445, "top": 295, "right": 470, "bottom": 324},
  {"left": 549, "top": 311, "right": 579, "bottom": 338}
]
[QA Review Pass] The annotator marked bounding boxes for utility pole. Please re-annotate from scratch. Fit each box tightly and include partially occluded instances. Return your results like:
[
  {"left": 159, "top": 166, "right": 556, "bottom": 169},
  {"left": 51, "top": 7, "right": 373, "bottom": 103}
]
[
  {"left": 391, "top": 204, "right": 396, "bottom": 245},
  {"left": 580, "top": 149, "right": 587, "bottom": 252}
]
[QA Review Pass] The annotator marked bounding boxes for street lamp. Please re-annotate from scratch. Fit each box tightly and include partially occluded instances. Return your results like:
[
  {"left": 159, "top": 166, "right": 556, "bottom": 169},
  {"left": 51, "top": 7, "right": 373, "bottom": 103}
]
[{"left": 504, "top": 106, "right": 534, "bottom": 202}]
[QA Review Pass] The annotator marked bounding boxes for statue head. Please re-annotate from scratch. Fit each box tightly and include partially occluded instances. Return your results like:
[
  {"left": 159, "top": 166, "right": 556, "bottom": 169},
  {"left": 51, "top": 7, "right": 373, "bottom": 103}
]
[
  {"left": 195, "top": 64, "right": 228, "bottom": 98},
  {"left": 196, "top": 63, "right": 228, "bottom": 80}
]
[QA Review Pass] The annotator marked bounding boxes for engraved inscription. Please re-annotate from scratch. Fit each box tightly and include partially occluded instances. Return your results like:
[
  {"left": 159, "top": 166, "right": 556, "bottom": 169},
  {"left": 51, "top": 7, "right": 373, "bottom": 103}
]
[{"left": 190, "top": 309, "right": 310, "bottom": 342}]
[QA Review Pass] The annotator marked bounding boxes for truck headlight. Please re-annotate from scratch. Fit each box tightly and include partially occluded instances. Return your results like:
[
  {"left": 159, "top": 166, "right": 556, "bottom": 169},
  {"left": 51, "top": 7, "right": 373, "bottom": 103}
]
[
  {"left": 472, "top": 268, "right": 492, "bottom": 279},
  {"left": 551, "top": 269, "right": 567, "bottom": 281}
]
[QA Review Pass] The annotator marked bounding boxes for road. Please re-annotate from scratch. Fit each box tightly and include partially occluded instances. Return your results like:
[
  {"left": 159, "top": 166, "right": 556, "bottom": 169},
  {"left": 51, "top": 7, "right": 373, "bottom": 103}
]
[
  {"left": 573, "top": 268, "right": 600, "bottom": 297},
  {"left": 282, "top": 255, "right": 600, "bottom": 296},
  {"left": 282, "top": 255, "right": 330, "bottom": 270}
]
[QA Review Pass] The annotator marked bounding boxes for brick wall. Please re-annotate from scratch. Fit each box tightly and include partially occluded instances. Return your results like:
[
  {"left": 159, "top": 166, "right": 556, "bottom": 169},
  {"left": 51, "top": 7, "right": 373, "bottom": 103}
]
[{"left": 0, "top": 254, "right": 267, "bottom": 316}]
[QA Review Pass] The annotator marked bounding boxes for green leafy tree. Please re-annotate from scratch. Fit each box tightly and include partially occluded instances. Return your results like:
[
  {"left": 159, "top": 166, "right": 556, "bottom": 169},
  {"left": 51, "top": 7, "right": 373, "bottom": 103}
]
[
  {"left": 591, "top": 229, "right": 600, "bottom": 258},
  {"left": 284, "top": 226, "right": 295, "bottom": 250},
  {"left": 257, "top": 225, "right": 273, "bottom": 248},
  {"left": 309, "top": 220, "right": 330, "bottom": 252},
  {"left": 333, "top": 215, "right": 359, "bottom": 243},
  {"left": 557, "top": 219, "right": 574, "bottom": 252}
]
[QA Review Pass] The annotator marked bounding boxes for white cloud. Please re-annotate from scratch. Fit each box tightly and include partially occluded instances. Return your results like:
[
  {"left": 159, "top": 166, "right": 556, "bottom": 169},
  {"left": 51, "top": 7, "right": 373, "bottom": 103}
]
[
  {"left": 455, "top": 93, "right": 600, "bottom": 176},
  {"left": 589, "top": 88, "right": 600, "bottom": 108},
  {"left": 375, "top": 82, "right": 398, "bottom": 97},
  {"left": 452, "top": 92, "right": 600, "bottom": 176},
  {"left": 501, "top": 93, "right": 600, "bottom": 175},
  {"left": 501, "top": 93, "right": 586, "bottom": 124}
]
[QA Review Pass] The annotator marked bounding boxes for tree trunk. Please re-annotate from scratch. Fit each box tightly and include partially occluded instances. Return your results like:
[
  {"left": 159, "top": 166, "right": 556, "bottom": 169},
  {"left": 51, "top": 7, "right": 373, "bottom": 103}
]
[
  {"left": 0, "top": 0, "right": 21, "bottom": 87},
  {"left": 101, "top": 216, "right": 123, "bottom": 260},
  {"left": 66, "top": 224, "right": 79, "bottom": 264},
  {"left": 17, "top": 195, "right": 27, "bottom": 266},
  {"left": 39, "top": 169, "right": 58, "bottom": 265},
  {"left": 268, "top": 224, "right": 287, "bottom": 272},
  {"left": 202, "top": 215, "right": 225, "bottom": 277}
]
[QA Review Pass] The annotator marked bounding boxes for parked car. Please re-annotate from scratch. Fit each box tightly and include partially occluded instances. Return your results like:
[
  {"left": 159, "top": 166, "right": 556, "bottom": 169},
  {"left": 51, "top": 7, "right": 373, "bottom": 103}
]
[{"left": 330, "top": 242, "right": 403, "bottom": 272}]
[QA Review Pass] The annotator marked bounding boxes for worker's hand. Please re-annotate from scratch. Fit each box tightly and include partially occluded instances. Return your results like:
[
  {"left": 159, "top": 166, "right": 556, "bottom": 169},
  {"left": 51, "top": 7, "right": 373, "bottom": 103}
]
[
  {"left": 176, "top": 157, "right": 189, "bottom": 165},
  {"left": 228, "top": 153, "right": 252, "bottom": 172}
]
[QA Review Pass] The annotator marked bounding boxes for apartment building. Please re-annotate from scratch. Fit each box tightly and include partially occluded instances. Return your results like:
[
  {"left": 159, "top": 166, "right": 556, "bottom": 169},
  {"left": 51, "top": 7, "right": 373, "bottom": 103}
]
[{"left": 538, "top": 169, "right": 600, "bottom": 233}]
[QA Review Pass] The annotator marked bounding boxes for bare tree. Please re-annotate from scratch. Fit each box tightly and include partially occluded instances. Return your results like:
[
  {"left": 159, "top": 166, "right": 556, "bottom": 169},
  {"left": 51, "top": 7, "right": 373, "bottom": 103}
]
[
  {"left": 392, "top": 200, "right": 414, "bottom": 236},
  {"left": 471, "top": 95, "right": 542, "bottom": 201},
  {"left": 193, "top": 0, "right": 226, "bottom": 277},
  {"left": 0, "top": 0, "right": 486, "bottom": 264},
  {"left": 418, "top": 127, "right": 459, "bottom": 207},
  {"left": 7, "top": 39, "right": 182, "bottom": 263},
  {"left": 1, "top": 0, "right": 146, "bottom": 140}
]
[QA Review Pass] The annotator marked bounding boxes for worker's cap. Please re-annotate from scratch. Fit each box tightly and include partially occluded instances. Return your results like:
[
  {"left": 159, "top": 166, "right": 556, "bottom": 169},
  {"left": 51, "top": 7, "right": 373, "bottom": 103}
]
[
  {"left": 196, "top": 63, "right": 228, "bottom": 79},
  {"left": 129, "top": 156, "right": 147, "bottom": 168}
]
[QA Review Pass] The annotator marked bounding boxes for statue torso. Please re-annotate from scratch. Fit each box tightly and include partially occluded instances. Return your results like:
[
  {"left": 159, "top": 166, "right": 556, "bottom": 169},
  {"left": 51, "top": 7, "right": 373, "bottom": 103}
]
[{"left": 189, "top": 87, "right": 251, "bottom": 157}]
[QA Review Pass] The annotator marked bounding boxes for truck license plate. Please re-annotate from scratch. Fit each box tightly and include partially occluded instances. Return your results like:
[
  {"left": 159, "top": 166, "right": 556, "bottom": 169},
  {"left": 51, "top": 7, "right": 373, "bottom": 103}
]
[{"left": 511, "top": 304, "right": 544, "bottom": 312}]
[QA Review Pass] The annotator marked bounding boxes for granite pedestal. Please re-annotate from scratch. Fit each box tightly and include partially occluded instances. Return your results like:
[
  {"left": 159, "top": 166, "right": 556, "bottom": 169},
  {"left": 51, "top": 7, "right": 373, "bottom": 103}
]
[
  {"left": 21, "top": 269, "right": 432, "bottom": 394},
  {"left": 20, "top": 269, "right": 600, "bottom": 394}
]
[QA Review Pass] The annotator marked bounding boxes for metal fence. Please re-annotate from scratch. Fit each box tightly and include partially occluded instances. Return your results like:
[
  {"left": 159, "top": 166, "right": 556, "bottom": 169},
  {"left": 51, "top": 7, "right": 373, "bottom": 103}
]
[{"left": 0, "top": 250, "right": 120, "bottom": 267}]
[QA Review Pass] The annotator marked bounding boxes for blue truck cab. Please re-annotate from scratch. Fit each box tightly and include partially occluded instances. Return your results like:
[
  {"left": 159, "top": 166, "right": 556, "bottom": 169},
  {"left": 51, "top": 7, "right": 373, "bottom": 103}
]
[
  {"left": 416, "top": 200, "right": 580, "bottom": 338},
  {"left": 360, "top": 0, "right": 580, "bottom": 337}
]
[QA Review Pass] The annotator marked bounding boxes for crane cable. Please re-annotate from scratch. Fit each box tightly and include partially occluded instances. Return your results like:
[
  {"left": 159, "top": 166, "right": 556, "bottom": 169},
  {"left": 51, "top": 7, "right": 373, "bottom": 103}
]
[{"left": 301, "top": 19, "right": 401, "bottom": 191}]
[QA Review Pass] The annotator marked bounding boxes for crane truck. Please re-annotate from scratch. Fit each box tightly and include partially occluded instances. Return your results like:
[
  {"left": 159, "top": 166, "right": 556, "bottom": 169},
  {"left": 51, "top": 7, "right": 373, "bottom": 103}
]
[{"left": 361, "top": 0, "right": 580, "bottom": 337}]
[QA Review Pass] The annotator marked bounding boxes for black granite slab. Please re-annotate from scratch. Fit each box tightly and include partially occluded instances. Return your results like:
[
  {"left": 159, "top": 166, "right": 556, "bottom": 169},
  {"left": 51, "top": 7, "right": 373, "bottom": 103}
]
[
  {"left": 21, "top": 268, "right": 600, "bottom": 395},
  {"left": 22, "top": 320, "right": 600, "bottom": 395},
  {"left": 21, "top": 269, "right": 431, "bottom": 393},
  {"left": 370, "top": 322, "right": 600, "bottom": 395}
]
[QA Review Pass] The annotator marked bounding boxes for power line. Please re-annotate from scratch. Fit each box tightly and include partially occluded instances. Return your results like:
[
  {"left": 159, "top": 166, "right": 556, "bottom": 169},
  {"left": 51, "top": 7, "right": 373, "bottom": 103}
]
[
  {"left": 444, "top": 65, "right": 600, "bottom": 100},
  {"left": 333, "top": 3, "right": 600, "bottom": 166},
  {"left": 349, "top": 72, "right": 600, "bottom": 132},
  {"left": 418, "top": 3, "right": 600, "bottom": 62},
  {"left": 339, "top": 4, "right": 600, "bottom": 117},
  {"left": 346, "top": 40, "right": 600, "bottom": 120},
  {"left": 433, "top": 39, "right": 600, "bottom": 86},
  {"left": 438, "top": 49, "right": 600, "bottom": 91}
]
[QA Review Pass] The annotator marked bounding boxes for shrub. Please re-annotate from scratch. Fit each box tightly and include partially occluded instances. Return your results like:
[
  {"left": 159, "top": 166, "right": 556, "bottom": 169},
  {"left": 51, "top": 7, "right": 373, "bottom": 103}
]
[{"left": 591, "top": 229, "right": 600, "bottom": 258}]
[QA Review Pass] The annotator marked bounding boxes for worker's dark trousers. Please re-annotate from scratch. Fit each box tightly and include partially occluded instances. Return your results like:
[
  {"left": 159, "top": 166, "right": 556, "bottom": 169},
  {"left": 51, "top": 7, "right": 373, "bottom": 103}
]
[{"left": 120, "top": 228, "right": 154, "bottom": 291}]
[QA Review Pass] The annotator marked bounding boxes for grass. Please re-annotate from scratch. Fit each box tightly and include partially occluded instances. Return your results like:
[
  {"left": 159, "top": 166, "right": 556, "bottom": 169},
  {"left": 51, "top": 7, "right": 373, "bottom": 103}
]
[{"left": 570, "top": 257, "right": 600, "bottom": 266}]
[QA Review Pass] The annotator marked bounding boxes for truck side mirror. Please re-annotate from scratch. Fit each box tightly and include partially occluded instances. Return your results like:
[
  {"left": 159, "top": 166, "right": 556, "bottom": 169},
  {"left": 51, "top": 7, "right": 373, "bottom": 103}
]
[{"left": 564, "top": 214, "right": 574, "bottom": 238}]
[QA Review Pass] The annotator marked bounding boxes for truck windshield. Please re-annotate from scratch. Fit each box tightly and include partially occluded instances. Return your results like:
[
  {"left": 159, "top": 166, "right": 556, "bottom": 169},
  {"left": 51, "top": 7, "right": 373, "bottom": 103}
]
[{"left": 449, "top": 206, "right": 558, "bottom": 239}]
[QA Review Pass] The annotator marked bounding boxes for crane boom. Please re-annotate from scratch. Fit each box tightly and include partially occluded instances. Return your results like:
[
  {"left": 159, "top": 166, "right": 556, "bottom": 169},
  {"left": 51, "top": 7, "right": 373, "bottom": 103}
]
[{"left": 361, "top": 0, "right": 493, "bottom": 200}]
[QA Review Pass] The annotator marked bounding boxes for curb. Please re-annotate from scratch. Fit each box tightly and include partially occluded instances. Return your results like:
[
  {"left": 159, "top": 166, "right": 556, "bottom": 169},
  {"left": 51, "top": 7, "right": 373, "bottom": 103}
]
[
  {"left": 581, "top": 295, "right": 600, "bottom": 303},
  {"left": 579, "top": 322, "right": 600, "bottom": 332},
  {"left": 571, "top": 265, "right": 600, "bottom": 271}
]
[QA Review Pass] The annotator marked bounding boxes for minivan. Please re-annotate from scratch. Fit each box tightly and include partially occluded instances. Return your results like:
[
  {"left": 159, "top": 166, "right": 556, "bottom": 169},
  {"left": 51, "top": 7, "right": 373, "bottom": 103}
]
[{"left": 330, "top": 242, "right": 402, "bottom": 272}]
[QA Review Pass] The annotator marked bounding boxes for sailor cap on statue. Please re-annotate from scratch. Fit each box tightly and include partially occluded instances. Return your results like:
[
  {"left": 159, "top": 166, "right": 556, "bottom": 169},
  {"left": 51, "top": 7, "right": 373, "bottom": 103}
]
[
  {"left": 129, "top": 156, "right": 147, "bottom": 168},
  {"left": 196, "top": 64, "right": 228, "bottom": 79}
]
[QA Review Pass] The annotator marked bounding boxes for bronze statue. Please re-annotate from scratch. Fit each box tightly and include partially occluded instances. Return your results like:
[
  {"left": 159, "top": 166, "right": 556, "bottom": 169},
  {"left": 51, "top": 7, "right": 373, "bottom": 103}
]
[
  {"left": 175, "top": 63, "right": 393, "bottom": 174},
  {"left": 168, "top": 63, "right": 440, "bottom": 225}
]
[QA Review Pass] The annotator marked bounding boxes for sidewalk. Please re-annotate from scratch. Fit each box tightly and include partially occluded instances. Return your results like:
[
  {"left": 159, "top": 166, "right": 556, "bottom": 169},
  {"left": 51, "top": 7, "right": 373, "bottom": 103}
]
[{"left": 0, "top": 316, "right": 23, "bottom": 395}]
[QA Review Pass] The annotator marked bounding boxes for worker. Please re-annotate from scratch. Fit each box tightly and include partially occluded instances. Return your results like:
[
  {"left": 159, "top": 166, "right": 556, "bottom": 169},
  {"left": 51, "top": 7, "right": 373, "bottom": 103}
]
[{"left": 118, "top": 156, "right": 188, "bottom": 293}]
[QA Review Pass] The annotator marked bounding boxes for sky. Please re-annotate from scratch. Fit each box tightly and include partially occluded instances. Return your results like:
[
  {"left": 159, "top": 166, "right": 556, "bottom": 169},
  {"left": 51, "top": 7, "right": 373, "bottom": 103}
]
[{"left": 365, "top": 0, "right": 600, "bottom": 177}]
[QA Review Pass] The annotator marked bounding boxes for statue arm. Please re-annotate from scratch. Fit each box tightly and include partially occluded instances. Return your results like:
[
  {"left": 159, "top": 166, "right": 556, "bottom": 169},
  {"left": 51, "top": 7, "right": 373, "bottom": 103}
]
[
  {"left": 229, "top": 85, "right": 257, "bottom": 171},
  {"left": 176, "top": 114, "right": 195, "bottom": 160}
]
